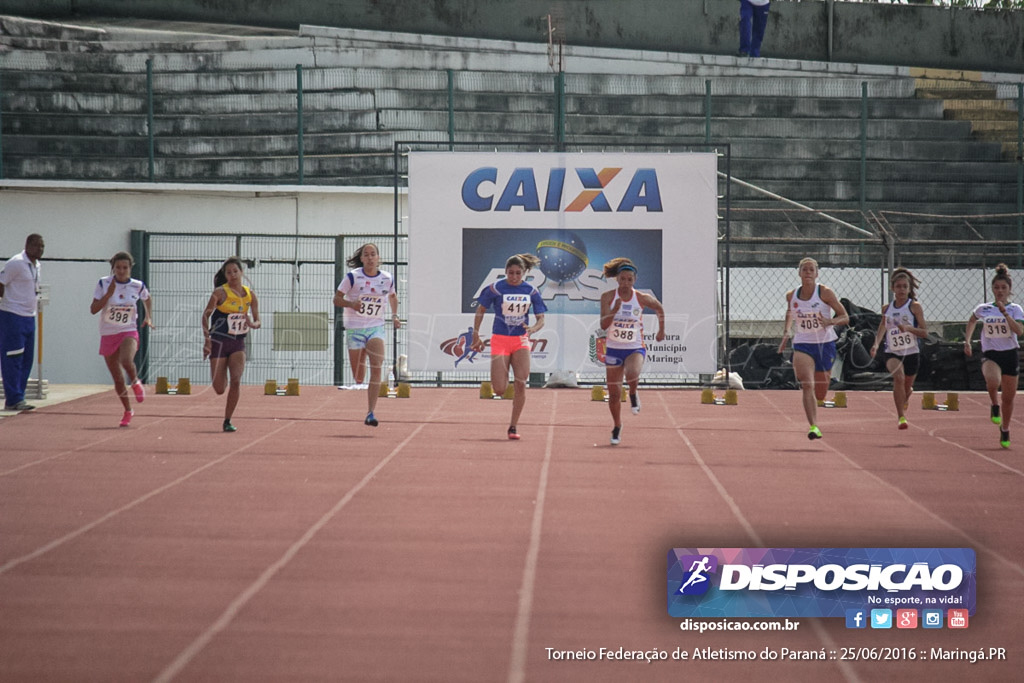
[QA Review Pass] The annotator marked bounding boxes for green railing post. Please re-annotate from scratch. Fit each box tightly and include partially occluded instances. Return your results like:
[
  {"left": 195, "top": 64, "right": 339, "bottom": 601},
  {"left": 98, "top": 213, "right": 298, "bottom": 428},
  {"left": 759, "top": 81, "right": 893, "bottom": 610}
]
[
  {"left": 704, "top": 79, "right": 712, "bottom": 144},
  {"left": 296, "top": 64, "right": 304, "bottom": 184},
  {"left": 860, "top": 81, "right": 868, "bottom": 263},
  {"left": 1017, "top": 83, "right": 1022, "bottom": 268},
  {"left": 146, "top": 58, "right": 154, "bottom": 181},
  {"left": 555, "top": 71, "right": 565, "bottom": 149},
  {"left": 447, "top": 69, "right": 455, "bottom": 151},
  {"left": 131, "top": 230, "right": 150, "bottom": 382},
  {"left": 0, "top": 69, "right": 5, "bottom": 179},
  {"left": 334, "top": 234, "right": 347, "bottom": 386}
]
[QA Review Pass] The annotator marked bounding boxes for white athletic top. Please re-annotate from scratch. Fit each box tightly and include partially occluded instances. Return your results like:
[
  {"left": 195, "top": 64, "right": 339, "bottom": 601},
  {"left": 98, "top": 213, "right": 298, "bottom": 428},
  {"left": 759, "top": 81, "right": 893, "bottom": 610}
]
[
  {"left": 790, "top": 284, "right": 838, "bottom": 345},
  {"left": 606, "top": 289, "right": 645, "bottom": 350},
  {"left": 883, "top": 298, "right": 919, "bottom": 356},
  {"left": 0, "top": 250, "right": 41, "bottom": 317},
  {"left": 337, "top": 268, "right": 395, "bottom": 329},
  {"left": 974, "top": 302, "right": 1024, "bottom": 352},
  {"left": 93, "top": 276, "right": 150, "bottom": 335}
]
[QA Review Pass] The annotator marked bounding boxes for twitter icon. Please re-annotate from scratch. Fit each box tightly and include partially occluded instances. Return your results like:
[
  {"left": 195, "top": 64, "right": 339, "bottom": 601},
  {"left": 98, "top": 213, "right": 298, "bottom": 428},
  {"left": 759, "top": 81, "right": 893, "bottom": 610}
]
[{"left": 870, "top": 609, "right": 892, "bottom": 629}]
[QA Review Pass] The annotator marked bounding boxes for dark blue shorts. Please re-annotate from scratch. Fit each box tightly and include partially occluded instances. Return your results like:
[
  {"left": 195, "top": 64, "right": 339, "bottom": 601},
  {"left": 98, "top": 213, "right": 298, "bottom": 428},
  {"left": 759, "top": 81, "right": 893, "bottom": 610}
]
[
  {"left": 604, "top": 346, "right": 645, "bottom": 367},
  {"left": 793, "top": 341, "right": 837, "bottom": 373}
]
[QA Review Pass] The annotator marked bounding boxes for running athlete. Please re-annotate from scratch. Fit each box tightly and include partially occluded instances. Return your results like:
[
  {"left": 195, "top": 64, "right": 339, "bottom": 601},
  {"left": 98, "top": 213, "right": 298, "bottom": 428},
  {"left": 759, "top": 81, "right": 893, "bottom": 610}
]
[
  {"left": 471, "top": 253, "right": 547, "bottom": 440},
  {"left": 333, "top": 243, "right": 400, "bottom": 427},
  {"left": 90, "top": 251, "right": 153, "bottom": 427},
  {"left": 869, "top": 268, "right": 927, "bottom": 430},
  {"left": 201, "top": 257, "right": 261, "bottom": 433},
  {"left": 599, "top": 258, "right": 665, "bottom": 446},
  {"left": 777, "top": 257, "right": 849, "bottom": 440},
  {"left": 964, "top": 263, "right": 1024, "bottom": 449}
]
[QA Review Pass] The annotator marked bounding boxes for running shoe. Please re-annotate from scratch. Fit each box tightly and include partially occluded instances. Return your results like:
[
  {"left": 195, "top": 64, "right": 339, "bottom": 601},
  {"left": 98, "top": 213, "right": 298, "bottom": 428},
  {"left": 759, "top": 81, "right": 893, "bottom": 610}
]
[
  {"left": 119, "top": 410, "right": 133, "bottom": 427},
  {"left": 898, "top": 416, "right": 908, "bottom": 430},
  {"left": 507, "top": 425, "right": 520, "bottom": 440},
  {"left": 991, "top": 405, "right": 1002, "bottom": 425},
  {"left": 365, "top": 412, "right": 379, "bottom": 427},
  {"left": 610, "top": 426, "right": 621, "bottom": 445},
  {"left": 629, "top": 392, "right": 641, "bottom": 415},
  {"left": 807, "top": 425, "right": 823, "bottom": 440},
  {"left": 131, "top": 379, "right": 145, "bottom": 403},
  {"left": 1001, "top": 430, "right": 1011, "bottom": 449},
  {"left": 223, "top": 420, "right": 237, "bottom": 432}
]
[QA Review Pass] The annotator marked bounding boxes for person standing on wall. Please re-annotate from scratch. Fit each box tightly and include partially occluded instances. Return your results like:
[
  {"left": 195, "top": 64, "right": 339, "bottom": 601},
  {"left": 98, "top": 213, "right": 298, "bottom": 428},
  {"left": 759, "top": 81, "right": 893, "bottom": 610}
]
[
  {"left": 738, "top": 0, "right": 771, "bottom": 58},
  {"left": 0, "top": 234, "right": 45, "bottom": 412}
]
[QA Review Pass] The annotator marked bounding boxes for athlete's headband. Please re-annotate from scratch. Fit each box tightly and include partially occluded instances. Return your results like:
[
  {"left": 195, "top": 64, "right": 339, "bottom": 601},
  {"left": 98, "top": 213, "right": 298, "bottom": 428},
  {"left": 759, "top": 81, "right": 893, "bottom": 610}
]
[{"left": 618, "top": 264, "right": 638, "bottom": 274}]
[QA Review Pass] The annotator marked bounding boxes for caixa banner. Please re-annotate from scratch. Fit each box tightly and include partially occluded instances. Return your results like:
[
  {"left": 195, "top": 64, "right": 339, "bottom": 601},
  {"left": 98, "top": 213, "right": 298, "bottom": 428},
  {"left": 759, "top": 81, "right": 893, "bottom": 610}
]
[{"left": 667, "top": 548, "right": 976, "bottom": 618}]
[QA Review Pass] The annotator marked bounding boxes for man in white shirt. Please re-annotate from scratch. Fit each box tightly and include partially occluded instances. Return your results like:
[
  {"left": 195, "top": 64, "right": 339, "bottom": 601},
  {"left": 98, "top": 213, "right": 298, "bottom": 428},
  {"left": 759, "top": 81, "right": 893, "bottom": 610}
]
[
  {"left": 0, "top": 234, "right": 45, "bottom": 411},
  {"left": 739, "top": 0, "right": 771, "bottom": 58}
]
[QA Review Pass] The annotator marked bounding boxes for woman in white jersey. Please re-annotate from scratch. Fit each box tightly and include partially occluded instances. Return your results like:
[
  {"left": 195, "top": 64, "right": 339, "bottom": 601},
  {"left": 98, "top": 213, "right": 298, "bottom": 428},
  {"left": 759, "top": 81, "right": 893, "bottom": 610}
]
[
  {"left": 870, "top": 268, "right": 928, "bottom": 430},
  {"left": 777, "top": 257, "right": 849, "bottom": 440},
  {"left": 334, "top": 243, "right": 400, "bottom": 427},
  {"left": 964, "top": 263, "right": 1024, "bottom": 449},
  {"left": 599, "top": 258, "right": 665, "bottom": 446},
  {"left": 90, "top": 251, "right": 153, "bottom": 427}
]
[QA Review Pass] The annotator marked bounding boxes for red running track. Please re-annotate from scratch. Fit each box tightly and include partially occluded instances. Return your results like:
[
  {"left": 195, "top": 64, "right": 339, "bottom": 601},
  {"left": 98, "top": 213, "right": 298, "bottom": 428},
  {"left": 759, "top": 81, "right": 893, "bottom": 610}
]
[{"left": 0, "top": 386, "right": 1021, "bottom": 682}]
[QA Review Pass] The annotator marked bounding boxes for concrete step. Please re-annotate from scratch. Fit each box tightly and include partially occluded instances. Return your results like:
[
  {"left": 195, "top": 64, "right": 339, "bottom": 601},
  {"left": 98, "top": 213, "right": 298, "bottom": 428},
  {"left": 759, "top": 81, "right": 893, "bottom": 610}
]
[{"left": 945, "top": 108, "right": 1018, "bottom": 122}]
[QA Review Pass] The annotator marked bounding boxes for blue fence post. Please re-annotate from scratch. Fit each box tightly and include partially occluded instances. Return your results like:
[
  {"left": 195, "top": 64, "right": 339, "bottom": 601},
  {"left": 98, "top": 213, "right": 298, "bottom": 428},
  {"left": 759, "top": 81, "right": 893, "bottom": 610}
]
[
  {"left": 297, "top": 64, "right": 304, "bottom": 184},
  {"left": 146, "top": 58, "right": 154, "bottom": 181},
  {"left": 555, "top": 71, "right": 565, "bottom": 149},
  {"left": 860, "top": 81, "right": 868, "bottom": 262}
]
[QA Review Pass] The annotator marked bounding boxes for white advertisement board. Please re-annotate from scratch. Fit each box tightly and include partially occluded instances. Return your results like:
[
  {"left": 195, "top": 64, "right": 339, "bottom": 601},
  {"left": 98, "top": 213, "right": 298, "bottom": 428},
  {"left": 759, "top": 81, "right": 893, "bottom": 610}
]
[{"left": 407, "top": 152, "right": 719, "bottom": 374}]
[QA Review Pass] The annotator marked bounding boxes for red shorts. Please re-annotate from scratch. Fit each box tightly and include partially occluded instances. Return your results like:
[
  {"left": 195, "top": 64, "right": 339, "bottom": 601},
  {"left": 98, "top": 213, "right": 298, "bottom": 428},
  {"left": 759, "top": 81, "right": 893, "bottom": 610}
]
[
  {"left": 490, "top": 333, "right": 531, "bottom": 357},
  {"left": 99, "top": 330, "right": 139, "bottom": 357}
]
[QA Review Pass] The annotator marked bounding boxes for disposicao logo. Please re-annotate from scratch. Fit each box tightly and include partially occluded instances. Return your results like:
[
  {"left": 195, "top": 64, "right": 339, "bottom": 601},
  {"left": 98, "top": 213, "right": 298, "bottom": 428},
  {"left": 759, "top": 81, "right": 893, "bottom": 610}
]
[{"left": 667, "top": 548, "right": 976, "bottom": 619}]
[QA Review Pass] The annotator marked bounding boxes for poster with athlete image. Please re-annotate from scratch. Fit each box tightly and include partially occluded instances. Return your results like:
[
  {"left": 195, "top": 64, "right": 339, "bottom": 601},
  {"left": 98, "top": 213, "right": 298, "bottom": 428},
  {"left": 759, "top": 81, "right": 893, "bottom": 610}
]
[{"left": 407, "top": 152, "right": 718, "bottom": 374}]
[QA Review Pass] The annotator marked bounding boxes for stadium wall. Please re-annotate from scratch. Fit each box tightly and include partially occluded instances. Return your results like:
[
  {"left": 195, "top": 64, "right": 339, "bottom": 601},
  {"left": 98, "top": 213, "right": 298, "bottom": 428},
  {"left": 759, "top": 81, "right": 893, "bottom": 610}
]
[
  {"left": 0, "top": 0, "right": 1021, "bottom": 73},
  {"left": 0, "top": 181, "right": 396, "bottom": 384}
]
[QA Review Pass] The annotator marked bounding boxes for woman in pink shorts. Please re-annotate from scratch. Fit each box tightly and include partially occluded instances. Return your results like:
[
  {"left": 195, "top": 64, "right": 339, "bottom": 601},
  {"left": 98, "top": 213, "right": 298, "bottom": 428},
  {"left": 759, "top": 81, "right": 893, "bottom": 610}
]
[
  {"left": 471, "top": 253, "right": 547, "bottom": 440},
  {"left": 90, "top": 251, "right": 153, "bottom": 427}
]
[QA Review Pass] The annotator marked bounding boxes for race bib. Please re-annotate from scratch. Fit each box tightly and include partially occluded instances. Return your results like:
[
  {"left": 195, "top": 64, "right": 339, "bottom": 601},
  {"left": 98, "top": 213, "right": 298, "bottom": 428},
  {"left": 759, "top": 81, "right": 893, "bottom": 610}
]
[
  {"left": 106, "top": 305, "right": 134, "bottom": 326},
  {"left": 358, "top": 295, "right": 385, "bottom": 318},
  {"left": 797, "top": 311, "right": 821, "bottom": 331},
  {"left": 227, "top": 313, "right": 249, "bottom": 335},
  {"left": 887, "top": 327, "right": 916, "bottom": 353},
  {"left": 984, "top": 316, "right": 1012, "bottom": 339},
  {"left": 610, "top": 319, "right": 640, "bottom": 343},
  {"left": 501, "top": 294, "right": 530, "bottom": 322}
]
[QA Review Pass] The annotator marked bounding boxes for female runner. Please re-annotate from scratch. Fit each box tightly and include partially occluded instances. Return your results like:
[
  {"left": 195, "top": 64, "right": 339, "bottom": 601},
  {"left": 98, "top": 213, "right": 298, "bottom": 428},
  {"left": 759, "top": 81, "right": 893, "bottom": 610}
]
[
  {"left": 202, "top": 257, "right": 261, "bottom": 432},
  {"left": 869, "top": 268, "right": 927, "bottom": 429},
  {"left": 964, "top": 263, "right": 1024, "bottom": 448},
  {"left": 777, "top": 257, "right": 849, "bottom": 440},
  {"left": 90, "top": 251, "right": 153, "bottom": 427},
  {"left": 471, "top": 253, "right": 547, "bottom": 440},
  {"left": 333, "top": 243, "right": 400, "bottom": 426},
  {"left": 599, "top": 258, "right": 665, "bottom": 445}
]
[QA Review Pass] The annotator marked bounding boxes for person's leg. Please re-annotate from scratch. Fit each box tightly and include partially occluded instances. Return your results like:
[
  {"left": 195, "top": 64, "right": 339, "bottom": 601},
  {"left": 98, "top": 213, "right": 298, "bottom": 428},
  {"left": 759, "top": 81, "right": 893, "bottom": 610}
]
[
  {"left": 0, "top": 310, "right": 27, "bottom": 406},
  {"left": 982, "top": 359, "right": 1002, "bottom": 424},
  {"left": 210, "top": 355, "right": 229, "bottom": 395},
  {"left": 364, "top": 337, "right": 385, "bottom": 424},
  {"left": 793, "top": 351, "right": 819, "bottom": 431},
  {"left": 349, "top": 347, "right": 367, "bottom": 385},
  {"left": 490, "top": 353, "right": 511, "bottom": 397},
  {"left": 886, "top": 357, "right": 907, "bottom": 421},
  {"left": 224, "top": 351, "right": 246, "bottom": 424},
  {"left": 509, "top": 348, "right": 531, "bottom": 429},
  {"left": 738, "top": 0, "right": 754, "bottom": 55},
  {"left": 624, "top": 351, "right": 644, "bottom": 413},
  {"left": 750, "top": 2, "right": 770, "bottom": 57},
  {"left": 1000, "top": 373, "right": 1016, "bottom": 446},
  {"left": 104, "top": 350, "right": 131, "bottom": 412},
  {"left": 606, "top": 364, "right": 624, "bottom": 428}
]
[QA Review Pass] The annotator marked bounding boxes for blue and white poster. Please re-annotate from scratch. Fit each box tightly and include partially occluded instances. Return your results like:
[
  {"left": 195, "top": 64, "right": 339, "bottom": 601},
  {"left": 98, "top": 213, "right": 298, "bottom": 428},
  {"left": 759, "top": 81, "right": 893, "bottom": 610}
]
[{"left": 407, "top": 152, "right": 719, "bottom": 373}]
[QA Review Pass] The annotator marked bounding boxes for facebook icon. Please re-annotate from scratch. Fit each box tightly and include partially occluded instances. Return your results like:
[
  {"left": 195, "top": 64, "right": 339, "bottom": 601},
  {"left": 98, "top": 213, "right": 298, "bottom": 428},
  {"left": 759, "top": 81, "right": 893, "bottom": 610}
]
[{"left": 845, "top": 609, "right": 867, "bottom": 629}]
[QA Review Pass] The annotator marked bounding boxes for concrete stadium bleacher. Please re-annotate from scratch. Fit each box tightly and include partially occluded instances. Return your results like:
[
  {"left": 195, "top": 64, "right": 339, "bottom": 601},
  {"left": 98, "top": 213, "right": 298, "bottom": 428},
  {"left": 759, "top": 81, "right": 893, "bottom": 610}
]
[{"left": 1, "top": 15, "right": 1020, "bottom": 264}]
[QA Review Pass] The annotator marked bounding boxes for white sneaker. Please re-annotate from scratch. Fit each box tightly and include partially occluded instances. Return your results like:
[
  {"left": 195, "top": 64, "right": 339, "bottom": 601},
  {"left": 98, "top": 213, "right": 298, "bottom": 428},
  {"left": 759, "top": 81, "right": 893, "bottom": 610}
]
[
  {"left": 610, "top": 426, "right": 621, "bottom": 445},
  {"left": 629, "top": 392, "right": 641, "bottom": 415}
]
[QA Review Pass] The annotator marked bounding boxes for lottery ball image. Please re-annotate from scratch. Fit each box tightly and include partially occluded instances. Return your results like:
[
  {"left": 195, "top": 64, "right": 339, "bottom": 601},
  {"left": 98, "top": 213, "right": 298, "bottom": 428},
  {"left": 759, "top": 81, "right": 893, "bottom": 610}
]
[{"left": 536, "top": 231, "right": 588, "bottom": 282}]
